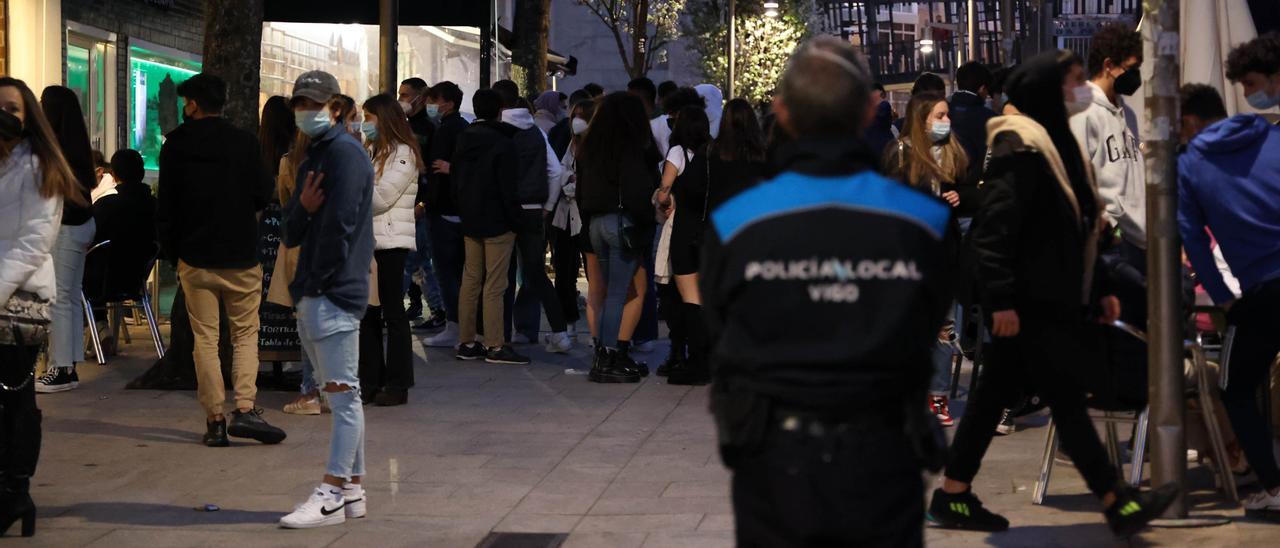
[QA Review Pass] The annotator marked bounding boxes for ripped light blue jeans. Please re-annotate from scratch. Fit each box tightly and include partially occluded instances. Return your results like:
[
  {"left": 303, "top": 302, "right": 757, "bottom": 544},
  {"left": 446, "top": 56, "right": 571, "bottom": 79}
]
[
  {"left": 930, "top": 302, "right": 961, "bottom": 396},
  {"left": 296, "top": 296, "right": 365, "bottom": 479}
]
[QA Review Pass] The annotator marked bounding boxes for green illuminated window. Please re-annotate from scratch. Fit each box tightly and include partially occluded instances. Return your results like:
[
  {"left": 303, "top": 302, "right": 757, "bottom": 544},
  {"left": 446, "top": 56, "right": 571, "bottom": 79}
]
[{"left": 128, "top": 47, "right": 201, "bottom": 171}]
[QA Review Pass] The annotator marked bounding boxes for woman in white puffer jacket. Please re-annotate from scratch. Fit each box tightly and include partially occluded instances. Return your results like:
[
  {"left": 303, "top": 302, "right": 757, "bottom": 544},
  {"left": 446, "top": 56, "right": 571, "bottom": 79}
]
[{"left": 356, "top": 94, "right": 425, "bottom": 407}]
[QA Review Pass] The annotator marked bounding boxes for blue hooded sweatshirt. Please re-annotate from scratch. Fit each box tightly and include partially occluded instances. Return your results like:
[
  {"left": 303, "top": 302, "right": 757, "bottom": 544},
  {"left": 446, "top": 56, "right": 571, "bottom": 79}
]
[{"left": 1178, "top": 114, "right": 1280, "bottom": 303}]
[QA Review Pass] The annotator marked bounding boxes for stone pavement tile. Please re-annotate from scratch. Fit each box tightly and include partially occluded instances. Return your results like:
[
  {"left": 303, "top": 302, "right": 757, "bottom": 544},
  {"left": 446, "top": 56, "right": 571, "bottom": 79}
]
[
  {"left": 661, "top": 481, "right": 726, "bottom": 499},
  {"left": 406, "top": 465, "right": 545, "bottom": 485},
  {"left": 481, "top": 455, "right": 565, "bottom": 472},
  {"left": 561, "top": 531, "right": 648, "bottom": 548},
  {"left": 696, "top": 514, "right": 735, "bottom": 532},
  {"left": 640, "top": 530, "right": 734, "bottom": 548},
  {"left": 512, "top": 481, "right": 610, "bottom": 515},
  {"left": 39, "top": 499, "right": 286, "bottom": 532},
  {"left": 574, "top": 514, "right": 703, "bottom": 533},
  {"left": 83, "top": 528, "right": 345, "bottom": 548},
  {"left": 589, "top": 496, "right": 731, "bottom": 516},
  {"left": 614, "top": 463, "right": 731, "bottom": 484},
  {"left": 540, "top": 464, "right": 623, "bottom": 484},
  {"left": 599, "top": 481, "right": 670, "bottom": 500},
  {"left": 0, "top": 527, "right": 110, "bottom": 547},
  {"left": 493, "top": 513, "right": 583, "bottom": 533}
]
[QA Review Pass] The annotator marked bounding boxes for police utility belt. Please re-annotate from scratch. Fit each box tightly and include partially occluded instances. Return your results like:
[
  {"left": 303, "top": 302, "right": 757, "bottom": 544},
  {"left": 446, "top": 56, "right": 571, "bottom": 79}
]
[{"left": 711, "top": 379, "right": 947, "bottom": 473}]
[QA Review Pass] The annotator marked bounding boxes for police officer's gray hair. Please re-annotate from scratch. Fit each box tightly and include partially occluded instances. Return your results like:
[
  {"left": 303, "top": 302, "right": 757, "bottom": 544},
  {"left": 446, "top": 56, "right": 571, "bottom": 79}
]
[{"left": 777, "top": 36, "right": 873, "bottom": 138}]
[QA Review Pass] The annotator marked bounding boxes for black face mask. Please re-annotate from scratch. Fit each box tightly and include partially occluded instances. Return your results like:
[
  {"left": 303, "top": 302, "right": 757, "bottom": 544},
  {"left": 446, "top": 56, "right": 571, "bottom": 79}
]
[
  {"left": 1114, "top": 68, "right": 1141, "bottom": 97},
  {"left": 0, "top": 110, "right": 21, "bottom": 141}
]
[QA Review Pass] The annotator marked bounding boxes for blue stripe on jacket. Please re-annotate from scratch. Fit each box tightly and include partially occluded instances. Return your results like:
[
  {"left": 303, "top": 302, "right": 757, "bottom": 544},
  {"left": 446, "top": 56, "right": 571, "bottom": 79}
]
[{"left": 711, "top": 170, "right": 951, "bottom": 243}]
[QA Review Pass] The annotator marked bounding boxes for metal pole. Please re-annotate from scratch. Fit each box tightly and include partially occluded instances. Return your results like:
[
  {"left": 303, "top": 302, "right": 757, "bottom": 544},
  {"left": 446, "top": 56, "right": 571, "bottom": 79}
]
[
  {"left": 480, "top": 0, "right": 494, "bottom": 88},
  {"left": 1144, "top": 0, "right": 1185, "bottom": 519},
  {"left": 378, "top": 0, "right": 399, "bottom": 95},
  {"left": 966, "top": 0, "right": 977, "bottom": 63},
  {"left": 999, "top": 0, "right": 1014, "bottom": 64},
  {"left": 727, "top": 0, "right": 735, "bottom": 99}
]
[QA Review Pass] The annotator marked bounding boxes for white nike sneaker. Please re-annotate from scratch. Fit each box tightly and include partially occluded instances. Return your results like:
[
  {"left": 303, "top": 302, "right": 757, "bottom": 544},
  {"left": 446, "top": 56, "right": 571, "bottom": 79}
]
[
  {"left": 1244, "top": 488, "right": 1280, "bottom": 512},
  {"left": 343, "top": 483, "right": 367, "bottom": 519},
  {"left": 545, "top": 331, "right": 573, "bottom": 354},
  {"left": 423, "top": 321, "right": 460, "bottom": 347},
  {"left": 279, "top": 486, "right": 346, "bottom": 529}
]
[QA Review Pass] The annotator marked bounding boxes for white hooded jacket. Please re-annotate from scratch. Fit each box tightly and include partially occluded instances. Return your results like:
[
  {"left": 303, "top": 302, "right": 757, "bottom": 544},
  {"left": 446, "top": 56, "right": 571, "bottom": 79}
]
[
  {"left": 0, "top": 141, "right": 64, "bottom": 305},
  {"left": 370, "top": 142, "right": 419, "bottom": 251},
  {"left": 1070, "top": 80, "right": 1145, "bottom": 248}
]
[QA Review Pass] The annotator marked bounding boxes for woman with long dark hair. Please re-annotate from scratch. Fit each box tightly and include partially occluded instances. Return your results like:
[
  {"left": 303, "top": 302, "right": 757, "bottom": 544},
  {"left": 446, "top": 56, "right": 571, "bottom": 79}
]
[
  {"left": 0, "top": 77, "right": 86, "bottom": 537},
  {"left": 576, "top": 92, "right": 660, "bottom": 384},
  {"left": 259, "top": 96, "right": 296, "bottom": 176},
  {"left": 552, "top": 98, "right": 595, "bottom": 347},
  {"left": 666, "top": 98, "right": 767, "bottom": 386},
  {"left": 33, "top": 86, "right": 96, "bottom": 394},
  {"left": 651, "top": 103, "right": 707, "bottom": 378},
  {"left": 329, "top": 94, "right": 359, "bottom": 139},
  {"left": 357, "top": 94, "right": 424, "bottom": 406},
  {"left": 928, "top": 51, "right": 1178, "bottom": 536}
]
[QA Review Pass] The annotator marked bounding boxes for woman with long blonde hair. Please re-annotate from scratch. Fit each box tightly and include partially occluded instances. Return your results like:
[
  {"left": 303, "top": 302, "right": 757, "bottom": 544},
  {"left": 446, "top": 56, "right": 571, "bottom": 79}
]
[{"left": 882, "top": 90, "right": 970, "bottom": 428}]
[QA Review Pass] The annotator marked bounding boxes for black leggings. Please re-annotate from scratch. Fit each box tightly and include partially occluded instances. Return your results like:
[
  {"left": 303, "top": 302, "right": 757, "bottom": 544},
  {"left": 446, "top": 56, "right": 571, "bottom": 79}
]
[
  {"left": 945, "top": 312, "right": 1118, "bottom": 498},
  {"left": 658, "top": 282, "right": 685, "bottom": 360},
  {"left": 359, "top": 248, "right": 413, "bottom": 393},
  {"left": 1221, "top": 277, "right": 1280, "bottom": 491},
  {"left": 0, "top": 344, "right": 42, "bottom": 491},
  {"left": 548, "top": 224, "right": 581, "bottom": 325}
]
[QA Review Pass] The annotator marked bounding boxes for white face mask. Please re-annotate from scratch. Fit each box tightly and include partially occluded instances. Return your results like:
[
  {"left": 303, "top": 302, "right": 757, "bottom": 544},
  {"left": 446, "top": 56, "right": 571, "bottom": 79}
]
[
  {"left": 571, "top": 117, "right": 589, "bottom": 136},
  {"left": 399, "top": 100, "right": 414, "bottom": 115},
  {"left": 1066, "top": 84, "right": 1092, "bottom": 115}
]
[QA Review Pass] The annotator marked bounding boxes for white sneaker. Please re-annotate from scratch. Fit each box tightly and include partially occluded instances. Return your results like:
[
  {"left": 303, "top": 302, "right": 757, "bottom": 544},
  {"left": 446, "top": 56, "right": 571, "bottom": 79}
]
[
  {"left": 279, "top": 486, "right": 346, "bottom": 529},
  {"left": 423, "top": 321, "right": 459, "bottom": 347},
  {"left": 1244, "top": 489, "right": 1280, "bottom": 512},
  {"left": 545, "top": 332, "right": 573, "bottom": 354},
  {"left": 342, "top": 483, "right": 367, "bottom": 519}
]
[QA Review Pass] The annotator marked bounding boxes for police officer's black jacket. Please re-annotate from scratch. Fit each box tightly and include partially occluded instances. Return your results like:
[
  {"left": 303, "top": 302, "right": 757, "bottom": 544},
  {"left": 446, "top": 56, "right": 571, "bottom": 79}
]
[{"left": 700, "top": 137, "right": 955, "bottom": 411}]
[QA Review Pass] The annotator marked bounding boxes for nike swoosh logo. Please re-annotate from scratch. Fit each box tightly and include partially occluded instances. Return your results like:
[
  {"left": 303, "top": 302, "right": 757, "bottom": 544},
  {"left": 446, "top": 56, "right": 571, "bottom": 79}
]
[{"left": 320, "top": 504, "right": 344, "bottom": 516}]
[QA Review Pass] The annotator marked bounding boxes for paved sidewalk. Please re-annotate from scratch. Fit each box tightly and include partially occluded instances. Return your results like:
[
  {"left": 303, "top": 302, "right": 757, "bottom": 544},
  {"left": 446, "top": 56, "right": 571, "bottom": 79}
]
[{"left": 11, "top": 326, "right": 1278, "bottom": 547}]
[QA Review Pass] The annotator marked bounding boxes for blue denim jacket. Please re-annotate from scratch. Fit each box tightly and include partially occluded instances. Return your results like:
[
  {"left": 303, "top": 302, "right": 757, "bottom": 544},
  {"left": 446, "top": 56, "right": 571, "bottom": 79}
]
[{"left": 283, "top": 124, "right": 375, "bottom": 316}]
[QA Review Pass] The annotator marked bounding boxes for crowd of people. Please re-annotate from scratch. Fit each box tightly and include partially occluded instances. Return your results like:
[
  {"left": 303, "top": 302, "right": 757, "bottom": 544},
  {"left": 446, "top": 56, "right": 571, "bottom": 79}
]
[{"left": 0, "top": 21, "right": 1278, "bottom": 543}]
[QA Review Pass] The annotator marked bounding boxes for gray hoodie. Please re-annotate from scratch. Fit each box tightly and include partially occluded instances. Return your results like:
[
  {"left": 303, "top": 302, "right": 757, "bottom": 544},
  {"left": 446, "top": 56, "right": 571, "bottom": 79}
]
[{"left": 1070, "top": 80, "right": 1145, "bottom": 248}]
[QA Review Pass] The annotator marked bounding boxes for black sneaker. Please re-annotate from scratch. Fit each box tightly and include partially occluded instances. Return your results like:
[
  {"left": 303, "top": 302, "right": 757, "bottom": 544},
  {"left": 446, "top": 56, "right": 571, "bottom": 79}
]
[
  {"left": 588, "top": 350, "right": 641, "bottom": 384},
  {"left": 455, "top": 342, "right": 486, "bottom": 361},
  {"left": 486, "top": 345, "right": 531, "bottom": 365},
  {"left": 666, "top": 361, "right": 710, "bottom": 385},
  {"left": 203, "top": 419, "right": 229, "bottom": 447},
  {"left": 373, "top": 387, "right": 408, "bottom": 407},
  {"left": 1105, "top": 482, "right": 1179, "bottom": 539},
  {"left": 995, "top": 409, "right": 1016, "bottom": 436},
  {"left": 927, "top": 488, "right": 1010, "bottom": 532},
  {"left": 414, "top": 314, "right": 446, "bottom": 331},
  {"left": 228, "top": 408, "right": 287, "bottom": 444},
  {"left": 34, "top": 367, "right": 78, "bottom": 393},
  {"left": 405, "top": 302, "right": 424, "bottom": 323},
  {"left": 613, "top": 350, "right": 649, "bottom": 377}
]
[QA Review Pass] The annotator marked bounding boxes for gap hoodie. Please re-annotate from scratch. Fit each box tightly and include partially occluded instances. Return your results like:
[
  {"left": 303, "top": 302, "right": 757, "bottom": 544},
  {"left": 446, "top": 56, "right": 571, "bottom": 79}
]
[
  {"left": 1070, "top": 80, "right": 1145, "bottom": 248},
  {"left": 1178, "top": 114, "right": 1280, "bottom": 304}
]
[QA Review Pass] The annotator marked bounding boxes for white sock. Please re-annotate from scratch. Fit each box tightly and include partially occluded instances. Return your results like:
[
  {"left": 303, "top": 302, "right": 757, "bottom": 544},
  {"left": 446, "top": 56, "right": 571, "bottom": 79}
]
[
  {"left": 342, "top": 482, "right": 363, "bottom": 495},
  {"left": 320, "top": 484, "right": 342, "bottom": 499}
]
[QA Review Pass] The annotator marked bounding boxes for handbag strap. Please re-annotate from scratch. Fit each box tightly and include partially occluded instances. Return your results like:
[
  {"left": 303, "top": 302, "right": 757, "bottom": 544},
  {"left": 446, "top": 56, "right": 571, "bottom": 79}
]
[{"left": 701, "top": 153, "right": 712, "bottom": 223}]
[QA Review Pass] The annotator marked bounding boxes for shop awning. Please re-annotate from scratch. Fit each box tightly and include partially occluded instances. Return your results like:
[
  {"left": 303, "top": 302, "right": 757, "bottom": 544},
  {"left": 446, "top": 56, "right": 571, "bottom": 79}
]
[{"left": 263, "top": 1, "right": 487, "bottom": 27}]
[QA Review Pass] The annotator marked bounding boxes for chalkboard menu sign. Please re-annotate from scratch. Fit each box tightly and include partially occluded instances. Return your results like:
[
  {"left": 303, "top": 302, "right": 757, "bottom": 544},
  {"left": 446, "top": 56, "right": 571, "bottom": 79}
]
[{"left": 258, "top": 203, "right": 301, "bottom": 359}]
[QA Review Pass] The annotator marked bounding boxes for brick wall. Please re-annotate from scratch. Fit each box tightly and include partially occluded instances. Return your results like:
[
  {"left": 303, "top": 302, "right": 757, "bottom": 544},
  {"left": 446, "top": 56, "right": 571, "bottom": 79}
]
[{"left": 61, "top": 0, "right": 205, "bottom": 157}]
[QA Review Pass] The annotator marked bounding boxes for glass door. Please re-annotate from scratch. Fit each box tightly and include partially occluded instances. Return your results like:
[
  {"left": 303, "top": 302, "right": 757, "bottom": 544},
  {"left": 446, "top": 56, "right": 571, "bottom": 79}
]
[{"left": 66, "top": 31, "right": 112, "bottom": 153}]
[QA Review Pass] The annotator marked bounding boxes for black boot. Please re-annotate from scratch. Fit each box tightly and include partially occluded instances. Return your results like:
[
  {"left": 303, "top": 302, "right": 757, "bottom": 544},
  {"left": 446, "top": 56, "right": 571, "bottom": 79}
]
[
  {"left": 588, "top": 348, "right": 641, "bottom": 384},
  {"left": 0, "top": 475, "right": 35, "bottom": 537},
  {"left": 615, "top": 341, "right": 648, "bottom": 377},
  {"left": 668, "top": 303, "right": 710, "bottom": 386}
]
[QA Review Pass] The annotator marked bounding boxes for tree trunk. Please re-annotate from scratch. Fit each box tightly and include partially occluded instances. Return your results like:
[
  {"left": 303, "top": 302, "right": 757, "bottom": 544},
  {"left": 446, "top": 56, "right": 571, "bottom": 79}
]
[
  {"left": 201, "top": 0, "right": 264, "bottom": 133},
  {"left": 514, "top": 0, "right": 551, "bottom": 95},
  {"left": 631, "top": 0, "right": 650, "bottom": 78}
]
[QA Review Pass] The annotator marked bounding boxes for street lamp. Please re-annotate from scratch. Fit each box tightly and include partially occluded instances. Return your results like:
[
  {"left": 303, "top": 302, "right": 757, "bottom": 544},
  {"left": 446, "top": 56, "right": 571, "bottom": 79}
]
[
  {"left": 764, "top": 1, "right": 779, "bottom": 18},
  {"left": 919, "top": 38, "right": 935, "bottom": 54}
]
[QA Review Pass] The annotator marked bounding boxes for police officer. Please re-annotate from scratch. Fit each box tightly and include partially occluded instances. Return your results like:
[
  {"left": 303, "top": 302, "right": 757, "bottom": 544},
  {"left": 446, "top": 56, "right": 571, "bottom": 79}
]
[{"left": 700, "top": 37, "right": 953, "bottom": 547}]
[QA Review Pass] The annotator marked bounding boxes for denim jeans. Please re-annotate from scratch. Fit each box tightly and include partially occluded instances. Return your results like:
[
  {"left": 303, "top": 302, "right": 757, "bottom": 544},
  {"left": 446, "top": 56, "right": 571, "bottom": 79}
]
[
  {"left": 296, "top": 296, "right": 365, "bottom": 480},
  {"left": 299, "top": 353, "right": 317, "bottom": 395},
  {"left": 50, "top": 220, "right": 95, "bottom": 369},
  {"left": 429, "top": 215, "right": 464, "bottom": 323},
  {"left": 589, "top": 213, "right": 642, "bottom": 348},
  {"left": 404, "top": 216, "right": 444, "bottom": 313},
  {"left": 929, "top": 303, "right": 963, "bottom": 395}
]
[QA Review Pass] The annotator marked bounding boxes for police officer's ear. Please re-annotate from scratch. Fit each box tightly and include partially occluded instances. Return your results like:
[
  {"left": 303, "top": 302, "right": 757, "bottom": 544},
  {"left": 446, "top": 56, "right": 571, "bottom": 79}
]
[{"left": 772, "top": 95, "right": 795, "bottom": 138}]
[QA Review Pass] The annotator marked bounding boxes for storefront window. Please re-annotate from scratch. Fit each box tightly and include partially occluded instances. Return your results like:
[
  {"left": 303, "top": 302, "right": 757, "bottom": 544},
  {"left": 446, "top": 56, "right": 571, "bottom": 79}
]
[
  {"left": 128, "top": 45, "right": 201, "bottom": 171},
  {"left": 66, "top": 37, "right": 110, "bottom": 152}
]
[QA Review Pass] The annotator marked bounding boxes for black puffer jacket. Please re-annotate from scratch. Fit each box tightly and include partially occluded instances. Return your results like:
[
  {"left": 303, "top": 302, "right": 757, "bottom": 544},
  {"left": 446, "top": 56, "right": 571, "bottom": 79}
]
[
  {"left": 450, "top": 120, "right": 521, "bottom": 238},
  {"left": 969, "top": 129, "right": 1100, "bottom": 315}
]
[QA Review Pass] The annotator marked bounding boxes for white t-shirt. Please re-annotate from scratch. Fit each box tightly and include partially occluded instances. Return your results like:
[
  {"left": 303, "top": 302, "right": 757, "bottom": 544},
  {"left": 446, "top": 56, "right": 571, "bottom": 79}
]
[
  {"left": 665, "top": 145, "right": 690, "bottom": 176},
  {"left": 651, "top": 115, "right": 672, "bottom": 157}
]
